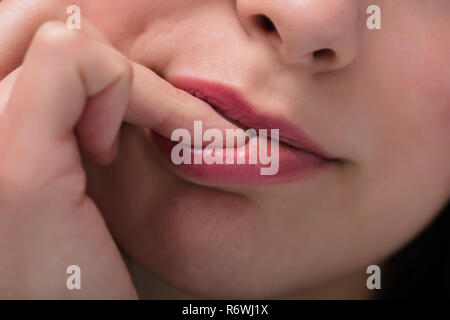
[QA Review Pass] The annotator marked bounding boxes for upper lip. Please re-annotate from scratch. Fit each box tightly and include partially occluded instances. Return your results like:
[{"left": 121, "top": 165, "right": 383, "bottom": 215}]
[{"left": 166, "top": 76, "right": 333, "bottom": 160}]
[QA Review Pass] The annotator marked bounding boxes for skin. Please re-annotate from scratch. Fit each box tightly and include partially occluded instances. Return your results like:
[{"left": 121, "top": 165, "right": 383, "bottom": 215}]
[{"left": 0, "top": 0, "right": 449, "bottom": 299}]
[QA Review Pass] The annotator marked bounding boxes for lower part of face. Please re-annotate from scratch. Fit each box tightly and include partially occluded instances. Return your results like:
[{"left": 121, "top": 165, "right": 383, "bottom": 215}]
[{"left": 81, "top": 0, "right": 450, "bottom": 298}]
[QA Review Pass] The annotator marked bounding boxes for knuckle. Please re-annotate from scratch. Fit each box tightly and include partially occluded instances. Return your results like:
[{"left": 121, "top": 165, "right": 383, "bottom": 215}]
[{"left": 33, "top": 21, "right": 82, "bottom": 50}]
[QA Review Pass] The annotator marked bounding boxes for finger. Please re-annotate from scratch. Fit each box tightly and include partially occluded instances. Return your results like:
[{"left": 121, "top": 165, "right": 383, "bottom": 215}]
[
  {"left": 2, "top": 21, "right": 132, "bottom": 179},
  {"left": 0, "top": 19, "right": 106, "bottom": 116},
  {"left": 126, "top": 63, "right": 242, "bottom": 146},
  {"left": 0, "top": 21, "right": 137, "bottom": 299},
  {"left": 0, "top": 1, "right": 242, "bottom": 146},
  {"left": 75, "top": 68, "right": 131, "bottom": 165},
  {"left": 0, "top": 1, "right": 107, "bottom": 81}
]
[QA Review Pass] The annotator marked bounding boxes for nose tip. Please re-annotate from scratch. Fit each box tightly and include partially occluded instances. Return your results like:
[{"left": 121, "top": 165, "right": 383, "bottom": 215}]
[{"left": 236, "top": 0, "right": 363, "bottom": 73}]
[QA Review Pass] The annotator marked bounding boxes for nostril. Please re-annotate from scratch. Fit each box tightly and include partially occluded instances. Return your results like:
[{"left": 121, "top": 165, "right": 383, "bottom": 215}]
[
  {"left": 253, "top": 14, "right": 277, "bottom": 34},
  {"left": 313, "top": 48, "right": 336, "bottom": 61}
]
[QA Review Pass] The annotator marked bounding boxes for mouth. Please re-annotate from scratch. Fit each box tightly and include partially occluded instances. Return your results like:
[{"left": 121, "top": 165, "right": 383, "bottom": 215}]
[
  {"left": 170, "top": 77, "right": 333, "bottom": 159},
  {"left": 150, "top": 76, "right": 337, "bottom": 185}
]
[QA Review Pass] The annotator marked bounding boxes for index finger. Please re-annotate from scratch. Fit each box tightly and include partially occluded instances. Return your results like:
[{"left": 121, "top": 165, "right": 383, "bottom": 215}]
[{"left": 126, "top": 62, "right": 241, "bottom": 144}]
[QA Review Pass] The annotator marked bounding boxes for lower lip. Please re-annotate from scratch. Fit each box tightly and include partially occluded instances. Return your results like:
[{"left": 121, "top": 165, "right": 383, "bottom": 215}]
[{"left": 151, "top": 132, "right": 328, "bottom": 185}]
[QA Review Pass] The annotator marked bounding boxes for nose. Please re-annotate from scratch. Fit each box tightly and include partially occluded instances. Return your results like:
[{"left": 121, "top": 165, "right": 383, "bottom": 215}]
[{"left": 236, "top": 0, "right": 363, "bottom": 72}]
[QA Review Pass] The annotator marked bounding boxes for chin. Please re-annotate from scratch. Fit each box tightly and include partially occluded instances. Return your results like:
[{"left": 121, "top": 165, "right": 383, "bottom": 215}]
[
  {"left": 88, "top": 127, "right": 333, "bottom": 299},
  {"left": 125, "top": 183, "right": 278, "bottom": 298}
]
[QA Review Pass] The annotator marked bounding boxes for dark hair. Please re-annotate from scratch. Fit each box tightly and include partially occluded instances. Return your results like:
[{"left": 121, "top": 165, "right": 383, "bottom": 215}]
[{"left": 382, "top": 202, "right": 450, "bottom": 299}]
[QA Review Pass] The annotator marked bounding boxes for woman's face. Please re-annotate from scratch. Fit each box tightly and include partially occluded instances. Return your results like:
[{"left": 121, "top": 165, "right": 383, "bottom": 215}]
[{"left": 74, "top": 0, "right": 450, "bottom": 298}]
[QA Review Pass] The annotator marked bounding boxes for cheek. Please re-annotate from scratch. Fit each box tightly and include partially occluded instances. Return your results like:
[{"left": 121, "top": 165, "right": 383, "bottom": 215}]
[
  {"left": 369, "top": 22, "right": 450, "bottom": 159},
  {"left": 348, "top": 13, "right": 450, "bottom": 210},
  {"left": 432, "top": 58, "right": 450, "bottom": 129},
  {"left": 79, "top": 0, "right": 152, "bottom": 46},
  {"left": 367, "top": 1, "right": 449, "bottom": 127},
  {"left": 402, "top": 39, "right": 450, "bottom": 130},
  {"left": 389, "top": 11, "right": 450, "bottom": 133},
  {"left": 408, "top": 47, "right": 450, "bottom": 159}
]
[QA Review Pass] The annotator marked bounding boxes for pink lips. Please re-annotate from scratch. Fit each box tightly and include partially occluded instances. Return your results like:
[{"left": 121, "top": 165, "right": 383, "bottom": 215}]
[{"left": 151, "top": 76, "right": 335, "bottom": 185}]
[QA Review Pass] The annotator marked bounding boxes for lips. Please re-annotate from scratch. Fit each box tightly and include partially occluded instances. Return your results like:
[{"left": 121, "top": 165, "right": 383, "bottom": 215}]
[
  {"left": 166, "top": 77, "right": 332, "bottom": 159},
  {"left": 150, "top": 76, "right": 336, "bottom": 185}
]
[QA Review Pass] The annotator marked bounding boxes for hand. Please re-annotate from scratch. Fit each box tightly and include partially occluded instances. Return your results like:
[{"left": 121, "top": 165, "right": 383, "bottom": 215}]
[{"left": 0, "top": 2, "right": 235, "bottom": 299}]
